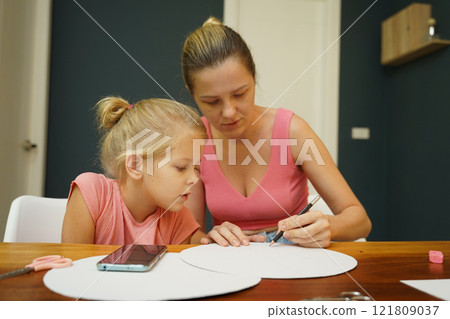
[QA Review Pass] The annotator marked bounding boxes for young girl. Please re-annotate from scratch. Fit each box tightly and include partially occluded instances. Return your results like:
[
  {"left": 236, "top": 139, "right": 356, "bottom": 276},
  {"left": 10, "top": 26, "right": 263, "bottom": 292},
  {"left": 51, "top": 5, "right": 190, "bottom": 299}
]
[
  {"left": 181, "top": 17, "right": 372, "bottom": 248},
  {"left": 62, "top": 97, "right": 206, "bottom": 245}
]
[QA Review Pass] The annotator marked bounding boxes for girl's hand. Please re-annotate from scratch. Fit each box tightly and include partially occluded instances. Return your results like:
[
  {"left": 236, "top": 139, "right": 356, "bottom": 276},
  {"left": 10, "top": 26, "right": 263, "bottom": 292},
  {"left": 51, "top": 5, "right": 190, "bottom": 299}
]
[
  {"left": 200, "top": 221, "right": 266, "bottom": 247},
  {"left": 277, "top": 210, "right": 331, "bottom": 248}
]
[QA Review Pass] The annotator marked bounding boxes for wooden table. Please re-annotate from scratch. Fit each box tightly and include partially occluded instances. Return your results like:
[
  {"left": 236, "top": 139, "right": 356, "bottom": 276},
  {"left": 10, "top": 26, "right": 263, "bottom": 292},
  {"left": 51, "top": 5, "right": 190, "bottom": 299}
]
[{"left": 0, "top": 241, "right": 449, "bottom": 301}]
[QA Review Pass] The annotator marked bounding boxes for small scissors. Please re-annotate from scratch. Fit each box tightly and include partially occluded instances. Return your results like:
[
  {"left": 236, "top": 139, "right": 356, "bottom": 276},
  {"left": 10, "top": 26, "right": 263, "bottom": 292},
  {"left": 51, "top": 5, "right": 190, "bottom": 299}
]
[
  {"left": 0, "top": 255, "right": 72, "bottom": 280},
  {"left": 302, "top": 291, "right": 372, "bottom": 301}
]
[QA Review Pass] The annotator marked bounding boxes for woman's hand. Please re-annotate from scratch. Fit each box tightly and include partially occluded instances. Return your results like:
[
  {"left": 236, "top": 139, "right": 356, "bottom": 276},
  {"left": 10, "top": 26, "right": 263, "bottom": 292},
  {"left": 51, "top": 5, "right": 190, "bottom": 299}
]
[
  {"left": 201, "top": 221, "right": 266, "bottom": 247},
  {"left": 276, "top": 210, "right": 331, "bottom": 248}
]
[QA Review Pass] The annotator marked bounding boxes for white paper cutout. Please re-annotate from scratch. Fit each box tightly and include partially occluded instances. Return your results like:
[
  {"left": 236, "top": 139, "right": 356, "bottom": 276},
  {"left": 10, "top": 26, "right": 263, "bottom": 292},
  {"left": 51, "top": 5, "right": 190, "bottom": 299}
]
[
  {"left": 180, "top": 242, "right": 357, "bottom": 279},
  {"left": 401, "top": 279, "right": 450, "bottom": 300},
  {"left": 44, "top": 253, "right": 260, "bottom": 300}
]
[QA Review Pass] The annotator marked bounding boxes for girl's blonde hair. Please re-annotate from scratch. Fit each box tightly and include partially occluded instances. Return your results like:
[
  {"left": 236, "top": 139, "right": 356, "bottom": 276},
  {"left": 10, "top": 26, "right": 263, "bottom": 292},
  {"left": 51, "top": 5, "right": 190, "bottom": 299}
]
[
  {"left": 96, "top": 97, "right": 205, "bottom": 179},
  {"left": 181, "top": 16, "right": 256, "bottom": 93}
]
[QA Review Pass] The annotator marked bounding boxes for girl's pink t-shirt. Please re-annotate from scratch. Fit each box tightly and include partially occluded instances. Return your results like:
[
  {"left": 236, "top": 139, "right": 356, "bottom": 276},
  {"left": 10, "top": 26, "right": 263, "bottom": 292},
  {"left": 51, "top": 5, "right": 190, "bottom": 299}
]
[{"left": 69, "top": 173, "right": 199, "bottom": 245}]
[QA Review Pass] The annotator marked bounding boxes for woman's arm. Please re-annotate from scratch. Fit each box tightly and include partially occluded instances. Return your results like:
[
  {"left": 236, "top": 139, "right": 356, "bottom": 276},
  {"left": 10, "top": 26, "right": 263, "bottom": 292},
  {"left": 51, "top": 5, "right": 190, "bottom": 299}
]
[
  {"left": 183, "top": 177, "right": 265, "bottom": 246},
  {"left": 61, "top": 185, "right": 95, "bottom": 244},
  {"left": 279, "top": 115, "right": 371, "bottom": 247}
]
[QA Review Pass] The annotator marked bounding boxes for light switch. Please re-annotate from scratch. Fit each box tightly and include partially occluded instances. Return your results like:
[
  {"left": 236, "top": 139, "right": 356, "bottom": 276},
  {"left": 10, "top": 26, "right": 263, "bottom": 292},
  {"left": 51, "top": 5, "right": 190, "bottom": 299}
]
[{"left": 351, "top": 127, "right": 370, "bottom": 140}]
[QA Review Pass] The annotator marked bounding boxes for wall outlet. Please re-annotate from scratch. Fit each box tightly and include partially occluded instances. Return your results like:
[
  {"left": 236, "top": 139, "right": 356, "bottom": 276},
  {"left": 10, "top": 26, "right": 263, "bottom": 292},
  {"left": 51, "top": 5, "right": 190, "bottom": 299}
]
[{"left": 351, "top": 127, "right": 370, "bottom": 140}]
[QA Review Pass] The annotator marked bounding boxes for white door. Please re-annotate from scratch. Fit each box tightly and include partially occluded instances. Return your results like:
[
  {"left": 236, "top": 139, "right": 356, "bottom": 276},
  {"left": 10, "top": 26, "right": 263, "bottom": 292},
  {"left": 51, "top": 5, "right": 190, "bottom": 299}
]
[
  {"left": 224, "top": 0, "right": 341, "bottom": 193},
  {"left": 0, "top": 0, "right": 51, "bottom": 239}
]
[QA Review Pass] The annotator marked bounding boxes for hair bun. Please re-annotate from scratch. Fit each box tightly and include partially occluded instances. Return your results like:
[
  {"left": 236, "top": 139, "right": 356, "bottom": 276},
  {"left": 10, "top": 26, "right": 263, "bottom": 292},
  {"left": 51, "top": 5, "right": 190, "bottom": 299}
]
[
  {"left": 202, "top": 16, "right": 222, "bottom": 27},
  {"left": 96, "top": 96, "right": 130, "bottom": 130}
]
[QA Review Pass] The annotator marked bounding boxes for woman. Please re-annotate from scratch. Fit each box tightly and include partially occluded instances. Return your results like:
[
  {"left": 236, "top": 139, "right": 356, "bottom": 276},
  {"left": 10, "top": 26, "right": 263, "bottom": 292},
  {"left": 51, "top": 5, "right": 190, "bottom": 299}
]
[{"left": 181, "top": 17, "right": 371, "bottom": 248}]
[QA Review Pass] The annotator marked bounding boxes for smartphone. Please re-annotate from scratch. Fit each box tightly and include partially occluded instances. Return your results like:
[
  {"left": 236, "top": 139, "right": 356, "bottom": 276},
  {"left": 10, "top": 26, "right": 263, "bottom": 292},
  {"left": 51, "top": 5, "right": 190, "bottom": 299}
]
[{"left": 97, "top": 244, "right": 167, "bottom": 272}]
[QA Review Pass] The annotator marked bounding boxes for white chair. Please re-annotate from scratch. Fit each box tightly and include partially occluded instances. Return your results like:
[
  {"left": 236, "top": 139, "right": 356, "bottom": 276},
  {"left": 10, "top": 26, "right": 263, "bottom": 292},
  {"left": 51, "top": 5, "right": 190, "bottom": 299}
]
[
  {"left": 3, "top": 195, "right": 68, "bottom": 243},
  {"left": 308, "top": 194, "right": 366, "bottom": 242}
]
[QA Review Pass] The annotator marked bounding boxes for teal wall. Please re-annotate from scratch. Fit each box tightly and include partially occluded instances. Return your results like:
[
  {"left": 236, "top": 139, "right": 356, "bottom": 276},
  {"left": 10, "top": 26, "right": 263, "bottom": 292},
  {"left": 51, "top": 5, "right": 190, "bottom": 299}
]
[{"left": 339, "top": 0, "right": 450, "bottom": 240}]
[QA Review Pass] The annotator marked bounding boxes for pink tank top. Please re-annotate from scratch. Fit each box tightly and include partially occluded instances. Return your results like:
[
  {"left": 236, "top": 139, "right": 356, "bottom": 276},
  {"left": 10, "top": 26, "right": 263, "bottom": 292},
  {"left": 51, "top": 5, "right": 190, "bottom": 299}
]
[{"left": 200, "top": 108, "right": 308, "bottom": 230}]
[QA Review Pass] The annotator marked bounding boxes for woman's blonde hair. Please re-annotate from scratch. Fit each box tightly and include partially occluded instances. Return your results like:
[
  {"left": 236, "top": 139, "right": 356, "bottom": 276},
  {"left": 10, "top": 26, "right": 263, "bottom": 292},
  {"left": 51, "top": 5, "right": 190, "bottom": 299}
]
[
  {"left": 181, "top": 16, "right": 256, "bottom": 93},
  {"left": 95, "top": 97, "right": 205, "bottom": 179}
]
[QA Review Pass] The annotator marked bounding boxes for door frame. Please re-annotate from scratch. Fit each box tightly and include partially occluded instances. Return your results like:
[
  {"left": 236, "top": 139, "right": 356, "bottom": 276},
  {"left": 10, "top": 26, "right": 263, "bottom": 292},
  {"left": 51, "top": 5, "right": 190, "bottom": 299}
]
[{"left": 0, "top": 0, "right": 51, "bottom": 239}]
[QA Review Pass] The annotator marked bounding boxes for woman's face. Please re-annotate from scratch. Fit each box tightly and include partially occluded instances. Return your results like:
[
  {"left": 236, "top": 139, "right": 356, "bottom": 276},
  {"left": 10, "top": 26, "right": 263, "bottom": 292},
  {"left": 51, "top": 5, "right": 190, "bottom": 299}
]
[{"left": 191, "top": 58, "right": 256, "bottom": 138}]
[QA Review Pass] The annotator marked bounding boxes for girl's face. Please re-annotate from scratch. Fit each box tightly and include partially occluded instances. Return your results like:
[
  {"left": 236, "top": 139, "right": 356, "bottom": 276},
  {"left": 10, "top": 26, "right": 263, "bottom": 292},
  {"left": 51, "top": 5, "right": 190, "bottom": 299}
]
[
  {"left": 191, "top": 58, "right": 256, "bottom": 138},
  {"left": 143, "top": 134, "right": 200, "bottom": 212}
]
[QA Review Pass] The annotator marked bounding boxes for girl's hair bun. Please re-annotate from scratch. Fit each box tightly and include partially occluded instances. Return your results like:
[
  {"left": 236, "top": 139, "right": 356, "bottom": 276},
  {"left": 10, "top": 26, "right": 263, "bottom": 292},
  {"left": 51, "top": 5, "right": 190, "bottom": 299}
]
[{"left": 96, "top": 96, "right": 130, "bottom": 130}]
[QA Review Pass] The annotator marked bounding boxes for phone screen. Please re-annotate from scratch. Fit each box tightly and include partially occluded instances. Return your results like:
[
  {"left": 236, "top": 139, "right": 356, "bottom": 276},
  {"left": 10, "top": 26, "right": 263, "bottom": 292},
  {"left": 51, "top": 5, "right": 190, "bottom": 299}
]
[{"left": 97, "top": 244, "right": 167, "bottom": 272}]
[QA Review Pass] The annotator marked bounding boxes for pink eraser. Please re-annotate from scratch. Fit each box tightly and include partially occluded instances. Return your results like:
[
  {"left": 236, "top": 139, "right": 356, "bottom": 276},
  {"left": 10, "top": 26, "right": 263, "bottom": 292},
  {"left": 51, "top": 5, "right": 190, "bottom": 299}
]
[{"left": 429, "top": 250, "right": 444, "bottom": 264}]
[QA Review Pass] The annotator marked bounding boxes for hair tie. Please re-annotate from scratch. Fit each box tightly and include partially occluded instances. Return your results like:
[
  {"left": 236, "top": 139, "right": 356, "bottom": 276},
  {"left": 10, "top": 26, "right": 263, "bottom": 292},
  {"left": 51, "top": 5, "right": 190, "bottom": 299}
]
[{"left": 128, "top": 104, "right": 133, "bottom": 109}]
